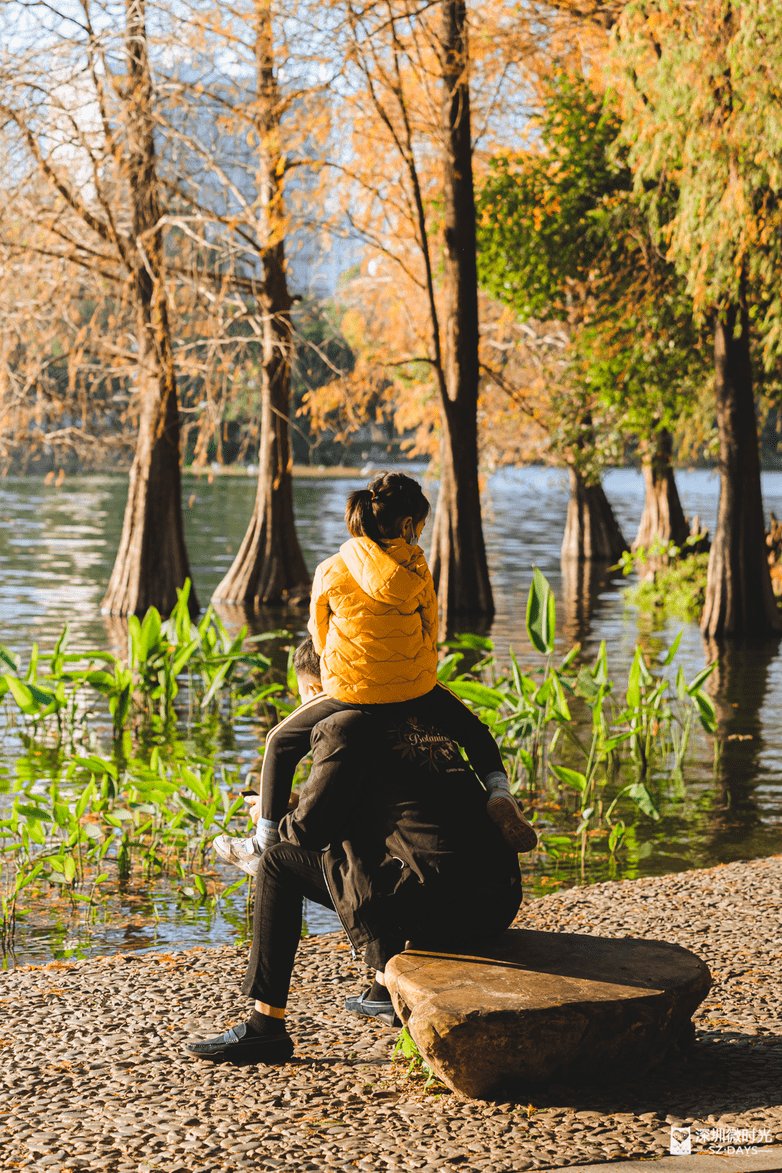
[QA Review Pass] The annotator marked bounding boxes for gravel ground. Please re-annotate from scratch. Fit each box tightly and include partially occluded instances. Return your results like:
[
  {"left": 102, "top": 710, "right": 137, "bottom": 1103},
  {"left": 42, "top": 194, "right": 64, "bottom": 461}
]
[{"left": 1, "top": 855, "right": 781, "bottom": 1173}]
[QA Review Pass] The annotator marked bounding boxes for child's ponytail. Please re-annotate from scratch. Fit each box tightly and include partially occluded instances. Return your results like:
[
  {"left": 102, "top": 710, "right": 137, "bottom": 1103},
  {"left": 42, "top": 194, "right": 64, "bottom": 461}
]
[
  {"left": 345, "top": 487, "right": 384, "bottom": 544},
  {"left": 345, "top": 472, "right": 430, "bottom": 544}
]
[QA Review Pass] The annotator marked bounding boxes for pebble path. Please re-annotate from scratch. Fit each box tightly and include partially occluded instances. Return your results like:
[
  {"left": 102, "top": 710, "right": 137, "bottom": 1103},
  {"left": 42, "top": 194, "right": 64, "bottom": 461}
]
[{"left": 1, "top": 854, "right": 781, "bottom": 1173}]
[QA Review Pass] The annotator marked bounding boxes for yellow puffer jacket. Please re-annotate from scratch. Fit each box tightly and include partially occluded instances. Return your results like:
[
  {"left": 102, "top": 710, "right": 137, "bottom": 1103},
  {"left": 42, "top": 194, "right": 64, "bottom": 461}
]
[{"left": 308, "top": 536, "right": 439, "bottom": 703}]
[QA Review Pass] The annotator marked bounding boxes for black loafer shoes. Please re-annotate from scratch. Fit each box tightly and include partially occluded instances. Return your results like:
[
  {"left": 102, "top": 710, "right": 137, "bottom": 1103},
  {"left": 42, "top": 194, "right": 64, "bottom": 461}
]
[
  {"left": 345, "top": 988, "right": 402, "bottom": 1027},
  {"left": 185, "top": 1021, "right": 294, "bottom": 1063}
]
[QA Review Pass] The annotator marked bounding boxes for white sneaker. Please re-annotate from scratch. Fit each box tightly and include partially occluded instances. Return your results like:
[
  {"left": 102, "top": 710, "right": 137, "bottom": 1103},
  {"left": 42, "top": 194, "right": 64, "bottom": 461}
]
[
  {"left": 212, "top": 834, "right": 262, "bottom": 876},
  {"left": 486, "top": 794, "right": 538, "bottom": 853}
]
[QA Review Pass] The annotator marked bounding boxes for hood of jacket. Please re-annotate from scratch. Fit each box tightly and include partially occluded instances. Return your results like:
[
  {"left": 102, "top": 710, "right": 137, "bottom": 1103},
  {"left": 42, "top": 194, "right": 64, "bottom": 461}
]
[{"left": 339, "top": 536, "right": 429, "bottom": 605}]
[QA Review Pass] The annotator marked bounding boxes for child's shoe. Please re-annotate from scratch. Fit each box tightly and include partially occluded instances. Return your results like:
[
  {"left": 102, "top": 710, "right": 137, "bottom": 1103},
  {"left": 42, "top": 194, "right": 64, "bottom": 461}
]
[
  {"left": 486, "top": 793, "right": 538, "bottom": 853},
  {"left": 484, "top": 771, "right": 538, "bottom": 853}
]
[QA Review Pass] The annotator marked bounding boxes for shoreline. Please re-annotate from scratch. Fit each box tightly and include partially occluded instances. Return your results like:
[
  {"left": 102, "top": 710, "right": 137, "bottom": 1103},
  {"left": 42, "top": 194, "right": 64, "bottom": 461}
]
[{"left": 1, "top": 856, "right": 780, "bottom": 1172}]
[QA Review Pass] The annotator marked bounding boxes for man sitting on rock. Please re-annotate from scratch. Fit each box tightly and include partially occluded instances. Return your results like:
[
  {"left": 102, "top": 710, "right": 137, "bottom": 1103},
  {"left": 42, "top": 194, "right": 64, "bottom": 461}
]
[
  {"left": 212, "top": 638, "right": 536, "bottom": 875},
  {"left": 185, "top": 642, "right": 522, "bottom": 1064}
]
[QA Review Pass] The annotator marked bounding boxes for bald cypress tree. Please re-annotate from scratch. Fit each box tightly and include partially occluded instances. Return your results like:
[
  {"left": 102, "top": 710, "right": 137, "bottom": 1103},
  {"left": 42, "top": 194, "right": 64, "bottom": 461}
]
[{"left": 613, "top": 0, "right": 782, "bottom": 637}]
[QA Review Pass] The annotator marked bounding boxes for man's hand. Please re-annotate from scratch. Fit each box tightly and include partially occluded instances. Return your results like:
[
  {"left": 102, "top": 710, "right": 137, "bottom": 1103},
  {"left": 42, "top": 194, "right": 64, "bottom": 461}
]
[{"left": 244, "top": 795, "right": 262, "bottom": 825}]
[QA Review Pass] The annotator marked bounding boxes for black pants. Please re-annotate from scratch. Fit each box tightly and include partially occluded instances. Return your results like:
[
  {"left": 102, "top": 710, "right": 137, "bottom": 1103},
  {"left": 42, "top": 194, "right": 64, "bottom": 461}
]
[
  {"left": 241, "top": 842, "right": 334, "bottom": 1008},
  {"left": 241, "top": 842, "right": 521, "bottom": 1009}
]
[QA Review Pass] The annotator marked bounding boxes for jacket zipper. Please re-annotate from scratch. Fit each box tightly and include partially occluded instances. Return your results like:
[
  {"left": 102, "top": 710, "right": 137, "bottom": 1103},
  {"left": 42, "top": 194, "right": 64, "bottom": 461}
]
[{"left": 320, "top": 852, "right": 360, "bottom": 960}]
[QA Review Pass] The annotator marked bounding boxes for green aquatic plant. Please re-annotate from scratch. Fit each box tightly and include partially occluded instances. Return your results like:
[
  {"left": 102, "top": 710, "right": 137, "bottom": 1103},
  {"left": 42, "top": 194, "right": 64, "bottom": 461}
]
[
  {"left": 0, "top": 580, "right": 285, "bottom": 737},
  {"left": 440, "top": 567, "right": 717, "bottom": 881},
  {"left": 0, "top": 749, "right": 253, "bottom": 940},
  {"left": 0, "top": 596, "right": 296, "bottom": 951},
  {"left": 0, "top": 570, "right": 720, "bottom": 952},
  {"left": 615, "top": 539, "right": 709, "bottom": 622}
]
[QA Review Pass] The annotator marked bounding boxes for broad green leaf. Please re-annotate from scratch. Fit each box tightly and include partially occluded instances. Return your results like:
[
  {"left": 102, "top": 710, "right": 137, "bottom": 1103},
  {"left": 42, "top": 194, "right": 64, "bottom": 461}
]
[
  {"left": 516, "top": 748, "right": 534, "bottom": 774},
  {"left": 592, "top": 640, "right": 608, "bottom": 685},
  {"left": 450, "top": 633, "right": 494, "bottom": 651},
  {"left": 550, "top": 674, "right": 571, "bottom": 721},
  {"left": 139, "top": 607, "right": 162, "bottom": 660},
  {"left": 5, "top": 676, "right": 34, "bottom": 711},
  {"left": 509, "top": 648, "right": 525, "bottom": 696},
  {"left": 75, "top": 781, "right": 94, "bottom": 820},
  {"left": 0, "top": 644, "right": 19, "bottom": 673},
  {"left": 173, "top": 580, "right": 194, "bottom": 645},
  {"left": 526, "top": 567, "right": 556, "bottom": 655},
  {"left": 446, "top": 680, "right": 506, "bottom": 710},
  {"left": 558, "top": 642, "right": 581, "bottom": 671},
  {"left": 575, "top": 666, "right": 602, "bottom": 702},
  {"left": 101, "top": 812, "right": 126, "bottom": 829},
  {"left": 200, "top": 659, "right": 231, "bottom": 709},
  {"left": 608, "top": 822, "right": 626, "bottom": 852},
  {"left": 181, "top": 767, "right": 210, "bottom": 801},
  {"left": 62, "top": 855, "right": 76, "bottom": 883},
  {"left": 626, "top": 782, "right": 660, "bottom": 821},
  {"left": 74, "top": 756, "right": 118, "bottom": 780},
  {"left": 676, "top": 665, "right": 687, "bottom": 701},
  {"left": 603, "top": 730, "right": 634, "bottom": 752},
  {"left": 52, "top": 802, "right": 71, "bottom": 828},
  {"left": 15, "top": 804, "right": 52, "bottom": 822},
  {"left": 687, "top": 662, "right": 717, "bottom": 696},
  {"left": 130, "top": 778, "right": 179, "bottom": 798},
  {"left": 27, "top": 820, "right": 45, "bottom": 845},
  {"left": 549, "top": 764, "right": 587, "bottom": 792},
  {"left": 661, "top": 630, "right": 683, "bottom": 666},
  {"left": 626, "top": 648, "right": 642, "bottom": 709},
  {"left": 172, "top": 640, "right": 199, "bottom": 676},
  {"left": 127, "top": 614, "right": 141, "bottom": 663},
  {"left": 219, "top": 874, "right": 250, "bottom": 900},
  {"left": 16, "top": 861, "right": 43, "bottom": 890},
  {"left": 179, "top": 795, "right": 210, "bottom": 820},
  {"left": 693, "top": 691, "right": 717, "bottom": 733},
  {"left": 436, "top": 653, "right": 463, "bottom": 683}
]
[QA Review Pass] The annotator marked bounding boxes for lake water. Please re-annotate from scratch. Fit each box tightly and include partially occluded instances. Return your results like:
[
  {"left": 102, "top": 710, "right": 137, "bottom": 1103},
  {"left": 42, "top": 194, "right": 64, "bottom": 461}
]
[{"left": 2, "top": 465, "right": 782, "bottom": 965}]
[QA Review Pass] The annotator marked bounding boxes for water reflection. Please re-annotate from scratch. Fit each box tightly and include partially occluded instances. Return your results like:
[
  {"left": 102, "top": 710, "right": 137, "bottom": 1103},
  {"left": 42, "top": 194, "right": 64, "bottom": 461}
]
[
  {"left": 704, "top": 637, "right": 781, "bottom": 854},
  {"left": 559, "top": 558, "right": 619, "bottom": 646},
  {"left": 2, "top": 467, "right": 782, "bottom": 964}
]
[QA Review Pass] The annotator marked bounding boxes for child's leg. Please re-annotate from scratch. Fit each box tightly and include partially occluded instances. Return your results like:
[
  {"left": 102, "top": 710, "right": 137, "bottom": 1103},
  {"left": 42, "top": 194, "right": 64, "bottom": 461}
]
[{"left": 406, "top": 685, "right": 538, "bottom": 853}]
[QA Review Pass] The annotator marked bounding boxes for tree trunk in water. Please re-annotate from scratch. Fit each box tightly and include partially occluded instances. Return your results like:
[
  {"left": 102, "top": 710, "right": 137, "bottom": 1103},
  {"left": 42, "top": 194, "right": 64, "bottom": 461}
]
[
  {"left": 428, "top": 0, "right": 493, "bottom": 631},
  {"left": 101, "top": 0, "right": 196, "bottom": 618},
  {"left": 212, "top": 0, "right": 309, "bottom": 609},
  {"left": 561, "top": 468, "right": 629, "bottom": 562},
  {"left": 632, "top": 428, "right": 689, "bottom": 551},
  {"left": 700, "top": 302, "right": 781, "bottom": 637}
]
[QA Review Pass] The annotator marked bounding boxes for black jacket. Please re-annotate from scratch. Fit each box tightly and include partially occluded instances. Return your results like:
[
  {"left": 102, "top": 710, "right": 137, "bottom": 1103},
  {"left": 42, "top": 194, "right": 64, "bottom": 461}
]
[
  {"left": 258, "top": 682, "right": 505, "bottom": 822},
  {"left": 280, "top": 707, "right": 521, "bottom": 966}
]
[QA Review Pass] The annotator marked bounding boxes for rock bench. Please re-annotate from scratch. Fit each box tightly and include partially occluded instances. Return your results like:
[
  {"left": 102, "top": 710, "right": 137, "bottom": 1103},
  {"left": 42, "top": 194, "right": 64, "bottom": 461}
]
[{"left": 385, "top": 928, "right": 711, "bottom": 1100}]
